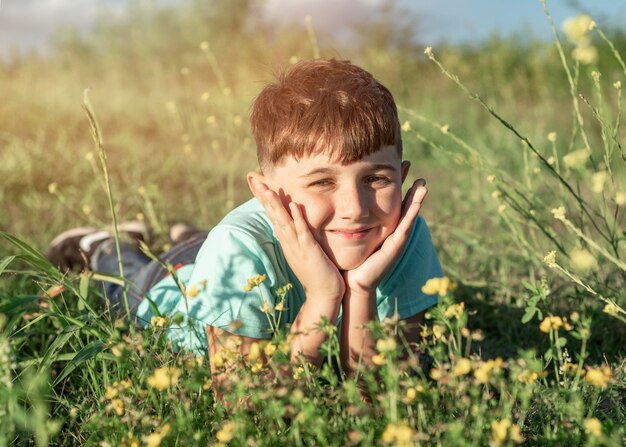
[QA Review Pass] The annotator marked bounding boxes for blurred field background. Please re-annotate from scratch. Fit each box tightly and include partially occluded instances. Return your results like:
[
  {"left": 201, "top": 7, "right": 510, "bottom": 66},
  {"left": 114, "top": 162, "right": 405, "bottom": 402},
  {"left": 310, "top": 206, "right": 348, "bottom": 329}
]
[
  {"left": 1, "top": 0, "right": 626, "bottom": 445},
  {"left": 2, "top": 0, "right": 625, "bottom": 310}
]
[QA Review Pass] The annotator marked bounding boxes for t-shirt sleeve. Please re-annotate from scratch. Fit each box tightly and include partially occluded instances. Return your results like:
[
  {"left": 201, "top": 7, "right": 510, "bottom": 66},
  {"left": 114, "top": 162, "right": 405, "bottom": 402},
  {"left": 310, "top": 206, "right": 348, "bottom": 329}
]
[
  {"left": 180, "top": 225, "right": 279, "bottom": 343},
  {"left": 375, "top": 215, "right": 443, "bottom": 320}
]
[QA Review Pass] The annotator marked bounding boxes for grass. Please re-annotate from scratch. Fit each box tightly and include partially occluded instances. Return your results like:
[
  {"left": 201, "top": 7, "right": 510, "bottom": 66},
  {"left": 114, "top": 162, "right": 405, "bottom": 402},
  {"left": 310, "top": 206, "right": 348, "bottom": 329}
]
[{"left": 1, "top": 0, "right": 625, "bottom": 445}]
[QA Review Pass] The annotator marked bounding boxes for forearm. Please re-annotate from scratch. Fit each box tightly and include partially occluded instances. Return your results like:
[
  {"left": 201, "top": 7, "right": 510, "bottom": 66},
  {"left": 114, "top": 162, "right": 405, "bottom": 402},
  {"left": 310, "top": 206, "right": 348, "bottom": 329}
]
[
  {"left": 340, "top": 288, "right": 378, "bottom": 375},
  {"left": 290, "top": 295, "right": 342, "bottom": 367}
]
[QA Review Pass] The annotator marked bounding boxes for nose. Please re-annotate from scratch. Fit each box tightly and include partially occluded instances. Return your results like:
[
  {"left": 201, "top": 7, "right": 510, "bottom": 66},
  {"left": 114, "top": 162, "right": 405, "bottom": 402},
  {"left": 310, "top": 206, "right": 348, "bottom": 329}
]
[{"left": 336, "top": 184, "right": 370, "bottom": 220}]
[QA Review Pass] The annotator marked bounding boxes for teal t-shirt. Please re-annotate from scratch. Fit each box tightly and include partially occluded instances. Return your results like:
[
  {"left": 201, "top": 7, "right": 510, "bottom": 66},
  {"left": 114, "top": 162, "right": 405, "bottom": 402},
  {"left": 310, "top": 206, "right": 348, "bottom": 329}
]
[{"left": 136, "top": 198, "right": 443, "bottom": 355}]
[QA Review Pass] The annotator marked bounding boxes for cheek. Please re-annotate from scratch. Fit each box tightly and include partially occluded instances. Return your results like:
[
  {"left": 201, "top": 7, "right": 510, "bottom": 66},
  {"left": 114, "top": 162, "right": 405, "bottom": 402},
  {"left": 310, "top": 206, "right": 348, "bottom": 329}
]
[
  {"left": 291, "top": 193, "right": 333, "bottom": 230},
  {"left": 377, "top": 188, "right": 403, "bottom": 225}
]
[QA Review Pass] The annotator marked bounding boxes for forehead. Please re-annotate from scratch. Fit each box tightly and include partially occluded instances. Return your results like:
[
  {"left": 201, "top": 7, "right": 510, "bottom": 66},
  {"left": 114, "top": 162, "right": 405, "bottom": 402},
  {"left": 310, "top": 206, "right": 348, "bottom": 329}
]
[{"left": 267, "top": 145, "right": 401, "bottom": 176}]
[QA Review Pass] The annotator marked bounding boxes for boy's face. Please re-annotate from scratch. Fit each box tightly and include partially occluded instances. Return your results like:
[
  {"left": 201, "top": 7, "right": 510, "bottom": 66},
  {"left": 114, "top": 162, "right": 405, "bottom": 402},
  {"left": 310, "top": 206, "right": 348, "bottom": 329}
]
[{"left": 250, "top": 145, "right": 410, "bottom": 270}]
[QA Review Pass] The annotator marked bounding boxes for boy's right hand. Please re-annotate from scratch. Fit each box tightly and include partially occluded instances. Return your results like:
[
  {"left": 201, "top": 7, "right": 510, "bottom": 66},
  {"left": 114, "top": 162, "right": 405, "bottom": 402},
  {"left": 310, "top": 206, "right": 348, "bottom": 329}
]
[{"left": 254, "top": 183, "right": 345, "bottom": 303}]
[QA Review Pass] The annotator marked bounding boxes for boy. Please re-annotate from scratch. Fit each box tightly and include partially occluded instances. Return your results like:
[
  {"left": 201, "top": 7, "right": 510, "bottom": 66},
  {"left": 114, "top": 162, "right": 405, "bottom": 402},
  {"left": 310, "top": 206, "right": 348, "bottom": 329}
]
[{"left": 47, "top": 59, "right": 442, "bottom": 386}]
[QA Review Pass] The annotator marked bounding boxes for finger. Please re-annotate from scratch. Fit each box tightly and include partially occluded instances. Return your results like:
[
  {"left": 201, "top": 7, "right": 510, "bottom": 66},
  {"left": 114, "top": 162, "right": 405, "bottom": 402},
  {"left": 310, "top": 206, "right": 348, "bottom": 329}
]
[
  {"left": 401, "top": 178, "right": 426, "bottom": 219},
  {"left": 394, "top": 185, "right": 427, "bottom": 242},
  {"left": 289, "top": 202, "right": 310, "bottom": 237},
  {"left": 256, "top": 187, "right": 297, "bottom": 240}
]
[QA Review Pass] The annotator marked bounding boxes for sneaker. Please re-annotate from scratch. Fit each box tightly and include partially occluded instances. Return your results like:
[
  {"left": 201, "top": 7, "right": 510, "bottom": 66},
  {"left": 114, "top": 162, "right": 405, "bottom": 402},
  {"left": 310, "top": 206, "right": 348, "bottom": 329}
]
[{"left": 46, "top": 221, "right": 151, "bottom": 272}]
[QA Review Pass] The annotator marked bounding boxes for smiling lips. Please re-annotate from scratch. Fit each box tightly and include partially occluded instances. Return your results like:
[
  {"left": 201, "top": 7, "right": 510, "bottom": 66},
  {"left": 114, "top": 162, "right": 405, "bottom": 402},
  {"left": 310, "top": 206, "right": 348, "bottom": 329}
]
[{"left": 327, "top": 227, "right": 373, "bottom": 240}]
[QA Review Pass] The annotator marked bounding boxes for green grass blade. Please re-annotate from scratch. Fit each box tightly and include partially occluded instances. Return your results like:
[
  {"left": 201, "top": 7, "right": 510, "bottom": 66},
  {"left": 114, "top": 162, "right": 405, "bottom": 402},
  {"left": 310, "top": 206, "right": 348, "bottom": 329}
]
[{"left": 52, "top": 340, "right": 105, "bottom": 387}]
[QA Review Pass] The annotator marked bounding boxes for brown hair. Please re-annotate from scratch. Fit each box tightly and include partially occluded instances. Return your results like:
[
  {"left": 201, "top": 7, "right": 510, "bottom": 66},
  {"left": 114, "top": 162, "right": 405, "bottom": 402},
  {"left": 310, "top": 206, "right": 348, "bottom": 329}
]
[{"left": 250, "top": 59, "right": 402, "bottom": 171}]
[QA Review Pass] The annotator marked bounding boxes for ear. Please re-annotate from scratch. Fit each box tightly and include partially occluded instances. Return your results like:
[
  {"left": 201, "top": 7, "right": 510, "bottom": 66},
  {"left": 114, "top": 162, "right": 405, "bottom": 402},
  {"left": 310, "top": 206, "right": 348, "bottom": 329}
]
[
  {"left": 400, "top": 160, "right": 411, "bottom": 184},
  {"left": 247, "top": 171, "right": 267, "bottom": 197}
]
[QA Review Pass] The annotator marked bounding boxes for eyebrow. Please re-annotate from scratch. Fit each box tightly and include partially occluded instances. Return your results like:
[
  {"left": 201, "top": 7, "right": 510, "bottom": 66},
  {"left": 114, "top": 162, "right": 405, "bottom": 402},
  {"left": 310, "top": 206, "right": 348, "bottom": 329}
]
[{"left": 299, "top": 163, "right": 398, "bottom": 178}]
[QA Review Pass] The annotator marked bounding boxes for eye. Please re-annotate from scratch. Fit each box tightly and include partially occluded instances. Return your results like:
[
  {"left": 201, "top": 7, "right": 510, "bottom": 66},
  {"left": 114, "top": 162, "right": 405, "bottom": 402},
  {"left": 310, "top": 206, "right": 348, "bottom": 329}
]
[
  {"left": 309, "top": 179, "right": 335, "bottom": 188},
  {"left": 365, "top": 176, "right": 391, "bottom": 185}
]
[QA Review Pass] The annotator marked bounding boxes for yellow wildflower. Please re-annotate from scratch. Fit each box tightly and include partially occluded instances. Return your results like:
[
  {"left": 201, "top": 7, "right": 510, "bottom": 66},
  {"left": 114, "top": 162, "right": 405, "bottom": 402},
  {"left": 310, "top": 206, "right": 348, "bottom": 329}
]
[
  {"left": 372, "top": 353, "right": 386, "bottom": 366},
  {"left": 104, "top": 385, "right": 118, "bottom": 400},
  {"left": 432, "top": 324, "right": 444, "bottom": 340},
  {"left": 424, "top": 46, "right": 433, "bottom": 57},
  {"left": 121, "top": 434, "right": 140, "bottom": 447},
  {"left": 583, "top": 418, "right": 602, "bottom": 436},
  {"left": 562, "top": 362, "right": 583, "bottom": 377},
  {"left": 263, "top": 342, "right": 277, "bottom": 357},
  {"left": 186, "top": 284, "right": 199, "bottom": 299},
  {"left": 444, "top": 302, "right": 465, "bottom": 320},
  {"left": 440, "top": 124, "right": 450, "bottom": 134},
  {"left": 111, "top": 343, "right": 126, "bottom": 357},
  {"left": 539, "top": 316, "right": 572, "bottom": 333},
  {"left": 216, "top": 421, "right": 238, "bottom": 443},
  {"left": 142, "top": 424, "right": 170, "bottom": 447},
  {"left": 212, "top": 350, "right": 224, "bottom": 369},
  {"left": 452, "top": 358, "right": 472, "bottom": 376},
  {"left": 547, "top": 132, "right": 557, "bottom": 142},
  {"left": 516, "top": 369, "right": 541, "bottom": 384},
  {"left": 202, "top": 378, "right": 212, "bottom": 391},
  {"left": 274, "top": 301, "right": 285, "bottom": 312},
  {"left": 563, "top": 148, "right": 591, "bottom": 169},
  {"left": 491, "top": 419, "right": 511, "bottom": 445},
  {"left": 511, "top": 424, "right": 524, "bottom": 444},
  {"left": 614, "top": 81, "right": 622, "bottom": 90},
  {"left": 573, "top": 45, "right": 598, "bottom": 64},
  {"left": 603, "top": 302, "right": 619, "bottom": 317},
  {"left": 543, "top": 251, "right": 557, "bottom": 268},
  {"left": 150, "top": 316, "right": 169, "bottom": 328},
  {"left": 551, "top": 206, "right": 566, "bottom": 220},
  {"left": 430, "top": 367, "right": 445, "bottom": 381},
  {"left": 486, "top": 175, "right": 495, "bottom": 183},
  {"left": 421, "top": 277, "right": 452, "bottom": 296},
  {"left": 147, "top": 366, "right": 181, "bottom": 391},
  {"left": 244, "top": 273, "right": 267, "bottom": 291},
  {"left": 48, "top": 183, "right": 58, "bottom": 194},
  {"left": 401, "top": 121, "right": 411, "bottom": 132},
  {"left": 404, "top": 387, "right": 417, "bottom": 403},
  {"left": 381, "top": 421, "right": 414, "bottom": 446},
  {"left": 248, "top": 342, "right": 261, "bottom": 362},
  {"left": 293, "top": 365, "right": 306, "bottom": 380},
  {"left": 562, "top": 14, "right": 595, "bottom": 44},
  {"left": 584, "top": 366, "right": 612, "bottom": 388},
  {"left": 376, "top": 337, "right": 397, "bottom": 353},
  {"left": 615, "top": 191, "right": 626, "bottom": 206},
  {"left": 474, "top": 358, "right": 503, "bottom": 384},
  {"left": 250, "top": 359, "right": 264, "bottom": 373},
  {"left": 591, "top": 171, "right": 607, "bottom": 193},
  {"left": 259, "top": 300, "right": 273, "bottom": 314},
  {"left": 570, "top": 248, "right": 598, "bottom": 272},
  {"left": 471, "top": 329, "right": 485, "bottom": 341},
  {"left": 108, "top": 398, "right": 124, "bottom": 416}
]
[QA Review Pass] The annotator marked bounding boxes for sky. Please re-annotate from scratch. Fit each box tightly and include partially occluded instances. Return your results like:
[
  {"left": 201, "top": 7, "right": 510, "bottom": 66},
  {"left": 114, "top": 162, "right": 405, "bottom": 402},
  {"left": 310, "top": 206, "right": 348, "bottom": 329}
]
[{"left": 1, "top": 0, "right": 625, "bottom": 59}]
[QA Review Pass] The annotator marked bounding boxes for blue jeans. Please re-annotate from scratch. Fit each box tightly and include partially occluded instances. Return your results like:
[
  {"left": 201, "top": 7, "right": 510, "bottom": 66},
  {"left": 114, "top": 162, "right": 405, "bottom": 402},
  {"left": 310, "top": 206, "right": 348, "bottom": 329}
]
[{"left": 91, "top": 233, "right": 208, "bottom": 317}]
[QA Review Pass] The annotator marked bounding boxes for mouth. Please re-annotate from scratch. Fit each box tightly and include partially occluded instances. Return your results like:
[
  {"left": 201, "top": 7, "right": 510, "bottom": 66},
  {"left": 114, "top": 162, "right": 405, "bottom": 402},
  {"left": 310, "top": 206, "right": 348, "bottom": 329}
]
[{"left": 327, "top": 227, "right": 373, "bottom": 240}]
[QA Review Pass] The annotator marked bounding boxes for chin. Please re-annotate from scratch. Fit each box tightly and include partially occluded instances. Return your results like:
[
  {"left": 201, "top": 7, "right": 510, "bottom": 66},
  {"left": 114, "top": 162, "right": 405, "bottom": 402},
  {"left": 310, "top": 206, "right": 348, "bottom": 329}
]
[{"left": 331, "top": 252, "right": 370, "bottom": 271}]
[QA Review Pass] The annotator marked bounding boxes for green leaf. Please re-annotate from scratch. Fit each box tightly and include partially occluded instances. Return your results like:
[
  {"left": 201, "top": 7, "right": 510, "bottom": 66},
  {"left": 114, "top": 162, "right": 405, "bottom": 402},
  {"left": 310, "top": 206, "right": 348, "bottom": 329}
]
[
  {"left": 0, "top": 295, "right": 39, "bottom": 313},
  {"left": 39, "top": 325, "right": 80, "bottom": 373},
  {"left": 521, "top": 308, "right": 536, "bottom": 324},
  {"left": 556, "top": 337, "right": 567, "bottom": 347},
  {"left": 0, "top": 231, "right": 62, "bottom": 279},
  {"left": 52, "top": 340, "right": 105, "bottom": 387},
  {"left": 0, "top": 255, "right": 16, "bottom": 277}
]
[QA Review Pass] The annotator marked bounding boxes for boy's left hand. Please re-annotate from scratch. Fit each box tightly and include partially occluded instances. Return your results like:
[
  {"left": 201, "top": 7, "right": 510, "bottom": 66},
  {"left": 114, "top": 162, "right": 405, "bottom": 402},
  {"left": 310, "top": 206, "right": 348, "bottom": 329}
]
[{"left": 342, "top": 179, "right": 428, "bottom": 296}]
